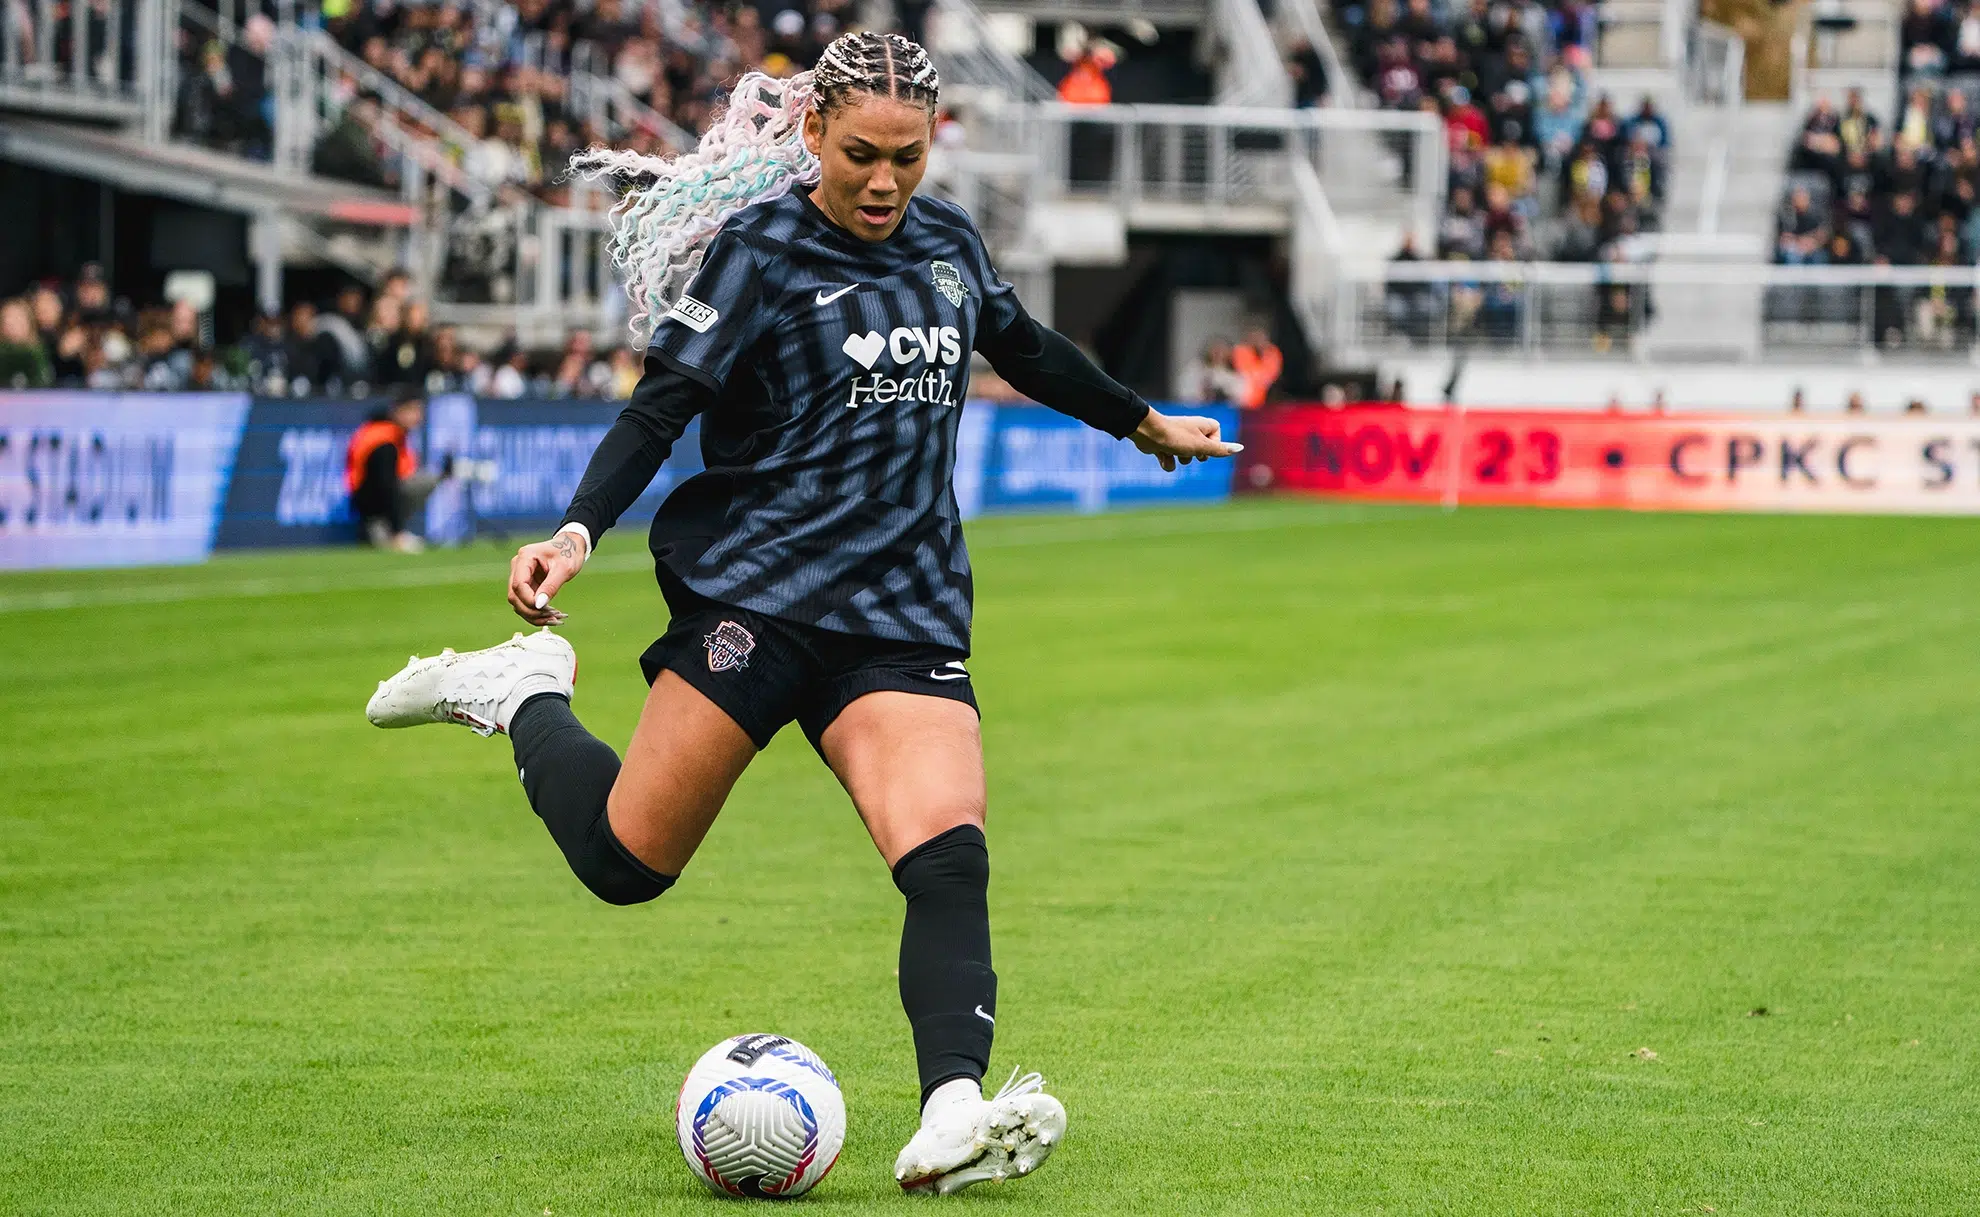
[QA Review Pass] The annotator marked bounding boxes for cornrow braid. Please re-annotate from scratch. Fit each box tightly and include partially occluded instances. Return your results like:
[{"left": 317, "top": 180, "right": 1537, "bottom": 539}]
[
  {"left": 813, "top": 30, "right": 941, "bottom": 115},
  {"left": 570, "top": 31, "right": 942, "bottom": 346}
]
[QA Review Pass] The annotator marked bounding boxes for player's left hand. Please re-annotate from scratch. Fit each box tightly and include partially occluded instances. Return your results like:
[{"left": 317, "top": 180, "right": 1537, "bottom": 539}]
[{"left": 1131, "top": 407, "right": 1244, "bottom": 472}]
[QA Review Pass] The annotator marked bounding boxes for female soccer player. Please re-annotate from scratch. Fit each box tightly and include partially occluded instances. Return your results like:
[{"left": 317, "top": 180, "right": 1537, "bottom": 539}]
[{"left": 366, "top": 30, "right": 1238, "bottom": 1194}]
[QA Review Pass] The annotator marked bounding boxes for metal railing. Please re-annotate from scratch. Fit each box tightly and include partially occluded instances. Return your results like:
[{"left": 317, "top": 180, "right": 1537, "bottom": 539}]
[
  {"left": 1211, "top": 0, "right": 1292, "bottom": 108},
  {"left": 929, "top": 0, "right": 1055, "bottom": 104},
  {"left": 1272, "top": 0, "right": 1355, "bottom": 108},
  {"left": 937, "top": 0, "right": 1210, "bottom": 23},
  {"left": 1328, "top": 261, "right": 1980, "bottom": 361},
  {"left": 1288, "top": 154, "right": 1345, "bottom": 350},
  {"left": 1685, "top": 19, "right": 1745, "bottom": 106},
  {"left": 1027, "top": 102, "right": 1443, "bottom": 246},
  {"left": 1684, "top": 20, "right": 1743, "bottom": 236},
  {"left": 564, "top": 38, "right": 697, "bottom": 153},
  {"left": 0, "top": 0, "right": 167, "bottom": 128}
]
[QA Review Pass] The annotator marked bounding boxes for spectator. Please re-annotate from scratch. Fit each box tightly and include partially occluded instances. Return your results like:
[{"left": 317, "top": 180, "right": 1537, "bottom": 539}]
[
  {"left": 50, "top": 320, "right": 88, "bottom": 385},
  {"left": 1902, "top": 0, "right": 1950, "bottom": 76},
  {"left": 1478, "top": 230, "right": 1523, "bottom": 339},
  {"left": 608, "top": 347, "right": 641, "bottom": 399},
  {"left": 1057, "top": 45, "right": 1114, "bottom": 105},
  {"left": 1877, "top": 191, "right": 1927, "bottom": 264},
  {"left": 378, "top": 299, "right": 433, "bottom": 387},
  {"left": 285, "top": 301, "right": 338, "bottom": 390},
  {"left": 1385, "top": 232, "right": 1438, "bottom": 340},
  {"left": 312, "top": 95, "right": 392, "bottom": 188},
  {"left": 1776, "top": 186, "right": 1829, "bottom": 264},
  {"left": 1565, "top": 140, "right": 1608, "bottom": 207},
  {"left": 1440, "top": 184, "right": 1488, "bottom": 258},
  {"left": 174, "top": 41, "right": 243, "bottom": 150},
  {"left": 73, "top": 264, "right": 111, "bottom": 325},
  {"left": 1288, "top": 39, "right": 1330, "bottom": 108},
  {"left": 241, "top": 309, "right": 287, "bottom": 390},
  {"left": 1532, "top": 70, "right": 1586, "bottom": 176},
  {"left": 1555, "top": 195, "right": 1604, "bottom": 261},
  {"left": 1181, "top": 338, "right": 1246, "bottom": 403},
  {"left": 316, "top": 285, "right": 374, "bottom": 385},
  {"left": 1934, "top": 88, "right": 1976, "bottom": 153},
  {"left": 552, "top": 330, "right": 602, "bottom": 397},
  {"left": 1230, "top": 328, "right": 1284, "bottom": 410},
  {"left": 1627, "top": 96, "right": 1669, "bottom": 153},
  {"left": 0, "top": 298, "right": 53, "bottom": 388},
  {"left": 29, "top": 285, "right": 63, "bottom": 352},
  {"left": 1443, "top": 84, "right": 1489, "bottom": 152},
  {"left": 1616, "top": 131, "right": 1663, "bottom": 211},
  {"left": 1793, "top": 94, "right": 1843, "bottom": 176},
  {"left": 1839, "top": 89, "right": 1880, "bottom": 159},
  {"left": 489, "top": 346, "right": 530, "bottom": 398},
  {"left": 346, "top": 385, "right": 447, "bottom": 552}
]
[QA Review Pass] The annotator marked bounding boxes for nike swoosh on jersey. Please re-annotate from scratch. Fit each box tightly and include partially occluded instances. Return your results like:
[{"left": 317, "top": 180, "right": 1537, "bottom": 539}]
[
  {"left": 974, "top": 1005, "right": 995, "bottom": 1024},
  {"left": 929, "top": 670, "right": 970, "bottom": 681},
  {"left": 814, "top": 284, "right": 859, "bottom": 305}
]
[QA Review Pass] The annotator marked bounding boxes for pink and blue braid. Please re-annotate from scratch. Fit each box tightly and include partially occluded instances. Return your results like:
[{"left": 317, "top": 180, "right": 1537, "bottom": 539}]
[{"left": 571, "top": 32, "right": 941, "bottom": 346}]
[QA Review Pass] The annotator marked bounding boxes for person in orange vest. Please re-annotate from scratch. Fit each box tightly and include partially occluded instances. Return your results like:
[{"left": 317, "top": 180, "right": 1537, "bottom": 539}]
[
  {"left": 347, "top": 385, "right": 445, "bottom": 551},
  {"left": 1057, "top": 45, "right": 1114, "bottom": 105},
  {"left": 1230, "top": 327, "right": 1283, "bottom": 409}
]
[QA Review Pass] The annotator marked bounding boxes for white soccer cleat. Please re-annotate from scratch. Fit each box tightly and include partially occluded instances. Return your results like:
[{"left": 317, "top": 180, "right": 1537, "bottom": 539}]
[
  {"left": 895, "top": 1069, "right": 1067, "bottom": 1196},
  {"left": 364, "top": 628, "right": 575, "bottom": 737}
]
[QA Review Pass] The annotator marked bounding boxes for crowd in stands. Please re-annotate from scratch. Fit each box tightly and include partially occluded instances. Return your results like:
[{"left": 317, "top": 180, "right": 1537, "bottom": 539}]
[
  {"left": 172, "top": 0, "right": 882, "bottom": 202},
  {"left": 1779, "top": 87, "right": 1980, "bottom": 346},
  {"left": 0, "top": 267, "right": 642, "bottom": 398},
  {"left": 1336, "top": 0, "right": 1669, "bottom": 269},
  {"left": 1899, "top": 0, "right": 1980, "bottom": 84}
]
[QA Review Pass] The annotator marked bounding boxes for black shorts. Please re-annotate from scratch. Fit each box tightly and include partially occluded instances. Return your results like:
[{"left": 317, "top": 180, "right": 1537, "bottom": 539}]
[{"left": 639, "top": 571, "right": 978, "bottom": 752}]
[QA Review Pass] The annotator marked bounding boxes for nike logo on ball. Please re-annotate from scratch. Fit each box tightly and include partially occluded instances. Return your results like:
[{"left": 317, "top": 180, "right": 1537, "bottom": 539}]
[
  {"left": 815, "top": 284, "right": 858, "bottom": 305},
  {"left": 975, "top": 1005, "right": 995, "bottom": 1024}
]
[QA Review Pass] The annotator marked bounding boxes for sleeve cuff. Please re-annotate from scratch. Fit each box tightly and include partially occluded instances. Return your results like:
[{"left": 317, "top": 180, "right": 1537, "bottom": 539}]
[
  {"left": 1109, "top": 396, "right": 1152, "bottom": 440},
  {"left": 555, "top": 521, "right": 593, "bottom": 560}
]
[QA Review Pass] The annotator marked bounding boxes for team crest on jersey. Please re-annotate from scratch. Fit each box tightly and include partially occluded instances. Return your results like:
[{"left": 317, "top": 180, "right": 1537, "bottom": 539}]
[
  {"left": 704, "top": 621, "right": 756, "bottom": 672},
  {"left": 930, "top": 261, "right": 968, "bottom": 307}
]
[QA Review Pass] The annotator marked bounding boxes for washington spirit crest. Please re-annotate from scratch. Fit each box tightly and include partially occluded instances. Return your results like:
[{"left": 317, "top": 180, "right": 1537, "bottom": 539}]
[
  {"left": 930, "top": 260, "right": 967, "bottom": 307},
  {"left": 704, "top": 621, "right": 756, "bottom": 672}
]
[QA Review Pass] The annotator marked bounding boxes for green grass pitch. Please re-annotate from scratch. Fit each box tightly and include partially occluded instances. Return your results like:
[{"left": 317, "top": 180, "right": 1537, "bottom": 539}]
[{"left": 4, "top": 500, "right": 1978, "bottom": 1214}]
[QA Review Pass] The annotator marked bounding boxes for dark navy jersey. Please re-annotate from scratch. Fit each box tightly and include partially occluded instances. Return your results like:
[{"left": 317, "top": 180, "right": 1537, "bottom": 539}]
[
  {"left": 559, "top": 188, "right": 1148, "bottom": 653},
  {"left": 643, "top": 191, "right": 1020, "bottom": 651}
]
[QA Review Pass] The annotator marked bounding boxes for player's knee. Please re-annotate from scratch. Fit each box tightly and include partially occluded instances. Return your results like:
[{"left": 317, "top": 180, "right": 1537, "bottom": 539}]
[
  {"left": 573, "top": 815, "right": 678, "bottom": 906},
  {"left": 892, "top": 823, "right": 988, "bottom": 899}
]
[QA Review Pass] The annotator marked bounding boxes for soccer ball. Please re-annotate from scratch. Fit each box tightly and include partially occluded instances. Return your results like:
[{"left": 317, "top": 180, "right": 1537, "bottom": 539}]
[{"left": 676, "top": 1034, "right": 846, "bottom": 1198}]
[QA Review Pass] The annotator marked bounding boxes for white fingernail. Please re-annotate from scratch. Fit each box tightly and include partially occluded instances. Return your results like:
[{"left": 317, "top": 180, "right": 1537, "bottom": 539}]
[
  {"left": 1230, "top": 443, "right": 1245, "bottom": 452},
  {"left": 535, "top": 593, "right": 548, "bottom": 609}
]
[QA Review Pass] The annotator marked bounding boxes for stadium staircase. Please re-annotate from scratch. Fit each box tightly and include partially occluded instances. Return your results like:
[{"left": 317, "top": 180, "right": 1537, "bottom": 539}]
[{"left": 957, "top": 0, "right": 1435, "bottom": 356}]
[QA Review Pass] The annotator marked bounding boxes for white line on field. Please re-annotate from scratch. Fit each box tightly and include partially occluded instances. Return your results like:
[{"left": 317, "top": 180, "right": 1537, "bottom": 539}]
[{"left": 0, "top": 504, "right": 1416, "bottom": 614}]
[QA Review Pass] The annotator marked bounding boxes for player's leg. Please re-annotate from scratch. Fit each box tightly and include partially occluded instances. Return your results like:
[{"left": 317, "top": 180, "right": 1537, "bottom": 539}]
[
  {"left": 812, "top": 690, "right": 1065, "bottom": 1194},
  {"left": 511, "top": 669, "right": 758, "bottom": 898},
  {"left": 365, "top": 623, "right": 770, "bottom": 902}
]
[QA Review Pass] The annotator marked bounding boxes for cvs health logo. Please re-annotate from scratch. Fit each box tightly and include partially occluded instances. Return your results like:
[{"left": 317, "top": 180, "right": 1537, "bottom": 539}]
[{"left": 841, "top": 325, "right": 963, "bottom": 409}]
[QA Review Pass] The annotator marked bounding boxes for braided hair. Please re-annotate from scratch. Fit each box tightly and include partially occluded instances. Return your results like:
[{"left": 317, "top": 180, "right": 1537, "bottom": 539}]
[{"left": 571, "top": 32, "right": 941, "bottom": 345}]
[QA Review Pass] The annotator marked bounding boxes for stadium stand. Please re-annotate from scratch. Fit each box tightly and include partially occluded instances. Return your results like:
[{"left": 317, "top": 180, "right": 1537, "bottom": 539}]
[{"left": 1770, "top": 83, "right": 1980, "bottom": 350}]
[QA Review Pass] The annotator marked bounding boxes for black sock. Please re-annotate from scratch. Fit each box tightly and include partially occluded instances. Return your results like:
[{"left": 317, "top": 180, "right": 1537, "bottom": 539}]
[
  {"left": 892, "top": 824, "right": 996, "bottom": 1105},
  {"left": 509, "top": 693, "right": 675, "bottom": 906}
]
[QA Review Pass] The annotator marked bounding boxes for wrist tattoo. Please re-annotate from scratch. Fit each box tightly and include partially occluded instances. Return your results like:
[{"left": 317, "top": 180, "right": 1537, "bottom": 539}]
[{"left": 552, "top": 533, "right": 580, "bottom": 563}]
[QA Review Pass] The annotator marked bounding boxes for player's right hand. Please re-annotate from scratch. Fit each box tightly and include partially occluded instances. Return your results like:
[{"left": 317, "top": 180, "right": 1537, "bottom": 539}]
[{"left": 508, "top": 530, "right": 586, "bottom": 626}]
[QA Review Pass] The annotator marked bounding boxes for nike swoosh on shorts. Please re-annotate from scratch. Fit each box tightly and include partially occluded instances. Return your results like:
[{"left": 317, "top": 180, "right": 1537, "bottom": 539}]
[{"left": 815, "top": 284, "right": 858, "bottom": 305}]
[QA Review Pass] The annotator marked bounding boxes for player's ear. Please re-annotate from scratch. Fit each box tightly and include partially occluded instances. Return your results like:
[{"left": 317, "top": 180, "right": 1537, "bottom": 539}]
[{"left": 802, "top": 106, "right": 824, "bottom": 159}]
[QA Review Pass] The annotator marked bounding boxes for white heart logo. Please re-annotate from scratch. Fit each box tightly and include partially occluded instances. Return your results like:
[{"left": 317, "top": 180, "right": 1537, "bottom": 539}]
[{"left": 842, "top": 330, "right": 885, "bottom": 369}]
